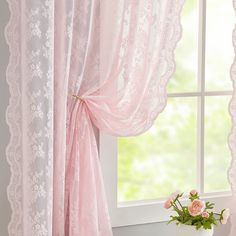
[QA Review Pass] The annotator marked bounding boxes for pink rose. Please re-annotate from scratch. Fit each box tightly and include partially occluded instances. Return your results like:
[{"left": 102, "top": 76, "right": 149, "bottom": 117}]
[
  {"left": 221, "top": 209, "right": 230, "bottom": 224},
  {"left": 171, "top": 191, "right": 180, "bottom": 199},
  {"left": 201, "top": 212, "right": 209, "bottom": 218},
  {"left": 188, "top": 199, "right": 205, "bottom": 216},
  {"left": 164, "top": 198, "right": 173, "bottom": 209},
  {"left": 190, "top": 189, "right": 198, "bottom": 195}
]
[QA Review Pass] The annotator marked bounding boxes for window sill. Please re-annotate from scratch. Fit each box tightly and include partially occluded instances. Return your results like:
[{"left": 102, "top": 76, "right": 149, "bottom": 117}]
[
  {"left": 100, "top": 133, "right": 232, "bottom": 227},
  {"left": 111, "top": 194, "right": 232, "bottom": 227}
]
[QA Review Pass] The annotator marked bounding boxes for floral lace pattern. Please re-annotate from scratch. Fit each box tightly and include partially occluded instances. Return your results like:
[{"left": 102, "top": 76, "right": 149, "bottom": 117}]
[
  {"left": 5, "top": 0, "right": 185, "bottom": 235},
  {"left": 6, "top": 0, "right": 54, "bottom": 235},
  {"left": 65, "top": 0, "right": 185, "bottom": 235}
]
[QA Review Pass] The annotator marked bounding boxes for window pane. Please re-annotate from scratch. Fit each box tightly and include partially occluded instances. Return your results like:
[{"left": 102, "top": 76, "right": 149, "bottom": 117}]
[
  {"left": 205, "top": 0, "right": 234, "bottom": 91},
  {"left": 118, "top": 98, "right": 197, "bottom": 202},
  {"left": 167, "top": 0, "right": 198, "bottom": 93},
  {"left": 204, "top": 96, "right": 231, "bottom": 192}
]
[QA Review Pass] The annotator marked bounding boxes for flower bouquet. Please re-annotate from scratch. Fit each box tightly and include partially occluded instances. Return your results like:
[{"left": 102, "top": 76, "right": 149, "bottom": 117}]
[{"left": 164, "top": 190, "right": 230, "bottom": 236}]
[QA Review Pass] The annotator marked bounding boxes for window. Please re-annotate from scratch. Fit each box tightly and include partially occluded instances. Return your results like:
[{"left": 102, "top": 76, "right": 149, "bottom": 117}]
[{"left": 100, "top": 0, "right": 234, "bottom": 226}]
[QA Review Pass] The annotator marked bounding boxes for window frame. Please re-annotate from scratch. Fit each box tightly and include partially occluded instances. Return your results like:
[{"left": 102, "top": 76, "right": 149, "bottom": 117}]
[
  {"left": 99, "top": 0, "right": 233, "bottom": 227},
  {"left": 100, "top": 134, "right": 232, "bottom": 227}
]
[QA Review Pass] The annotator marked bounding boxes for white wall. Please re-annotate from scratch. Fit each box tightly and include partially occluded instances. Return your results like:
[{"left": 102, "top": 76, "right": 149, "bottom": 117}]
[{"left": 0, "top": 1, "right": 231, "bottom": 235}]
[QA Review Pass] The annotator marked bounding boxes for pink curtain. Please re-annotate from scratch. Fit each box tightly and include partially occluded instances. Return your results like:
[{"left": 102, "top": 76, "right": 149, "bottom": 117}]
[
  {"left": 60, "top": 0, "right": 184, "bottom": 235},
  {"left": 5, "top": 0, "right": 184, "bottom": 235}
]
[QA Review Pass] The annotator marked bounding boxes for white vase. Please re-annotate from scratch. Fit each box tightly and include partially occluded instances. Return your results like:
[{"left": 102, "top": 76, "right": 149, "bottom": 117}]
[{"left": 176, "top": 224, "right": 214, "bottom": 236}]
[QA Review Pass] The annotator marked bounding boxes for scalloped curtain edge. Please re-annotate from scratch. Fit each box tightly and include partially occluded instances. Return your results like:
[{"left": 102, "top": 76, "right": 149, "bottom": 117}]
[
  {"left": 5, "top": 0, "right": 23, "bottom": 235},
  {"left": 3, "top": 0, "right": 186, "bottom": 235},
  {"left": 228, "top": 1, "right": 236, "bottom": 236}
]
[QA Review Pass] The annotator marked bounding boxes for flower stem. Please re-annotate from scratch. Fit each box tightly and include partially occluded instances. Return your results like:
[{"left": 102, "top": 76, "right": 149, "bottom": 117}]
[
  {"left": 172, "top": 202, "right": 183, "bottom": 216},
  {"left": 176, "top": 199, "right": 184, "bottom": 212},
  {"left": 213, "top": 213, "right": 221, "bottom": 216}
]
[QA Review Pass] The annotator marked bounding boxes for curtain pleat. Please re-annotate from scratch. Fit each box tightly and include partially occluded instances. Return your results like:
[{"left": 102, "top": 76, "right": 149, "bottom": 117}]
[{"left": 5, "top": 0, "right": 186, "bottom": 235}]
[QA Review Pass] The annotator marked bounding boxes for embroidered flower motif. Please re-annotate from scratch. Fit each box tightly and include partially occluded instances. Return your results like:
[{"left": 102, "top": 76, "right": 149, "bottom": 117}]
[
  {"left": 31, "top": 63, "right": 43, "bottom": 79},
  {"left": 30, "top": 21, "right": 42, "bottom": 38}
]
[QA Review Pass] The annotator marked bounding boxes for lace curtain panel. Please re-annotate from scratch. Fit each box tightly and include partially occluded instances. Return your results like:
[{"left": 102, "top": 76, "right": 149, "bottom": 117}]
[{"left": 5, "top": 0, "right": 235, "bottom": 236}]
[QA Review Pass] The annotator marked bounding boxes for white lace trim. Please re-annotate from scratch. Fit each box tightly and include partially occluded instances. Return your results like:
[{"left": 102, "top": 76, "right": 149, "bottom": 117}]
[
  {"left": 145, "top": 0, "right": 185, "bottom": 131},
  {"left": 228, "top": 2, "right": 236, "bottom": 235},
  {"left": 5, "top": 0, "right": 23, "bottom": 235}
]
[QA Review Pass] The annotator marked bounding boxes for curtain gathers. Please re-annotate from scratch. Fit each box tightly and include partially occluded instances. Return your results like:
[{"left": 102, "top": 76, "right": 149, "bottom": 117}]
[
  {"left": 63, "top": 1, "right": 185, "bottom": 234},
  {"left": 61, "top": 1, "right": 184, "bottom": 235},
  {"left": 7, "top": 0, "right": 217, "bottom": 235}
]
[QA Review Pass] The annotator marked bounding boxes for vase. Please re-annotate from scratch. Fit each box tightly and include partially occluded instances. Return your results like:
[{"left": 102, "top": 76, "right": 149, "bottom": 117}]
[{"left": 176, "top": 224, "right": 214, "bottom": 236}]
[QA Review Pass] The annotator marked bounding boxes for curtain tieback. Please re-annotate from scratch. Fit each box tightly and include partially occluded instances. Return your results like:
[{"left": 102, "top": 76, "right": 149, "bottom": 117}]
[{"left": 72, "top": 94, "right": 84, "bottom": 101}]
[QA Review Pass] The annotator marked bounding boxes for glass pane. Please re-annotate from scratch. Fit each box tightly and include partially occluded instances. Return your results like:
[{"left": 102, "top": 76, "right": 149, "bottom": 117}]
[
  {"left": 167, "top": 0, "right": 198, "bottom": 93},
  {"left": 204, "top": 96, "right": 231, "bottom": 192},
  {"left": 118, "top": 98, "right": 198, "bottom": 202},
  {"left": 205, "top": 0, "right": 234, "bottom": 91}
]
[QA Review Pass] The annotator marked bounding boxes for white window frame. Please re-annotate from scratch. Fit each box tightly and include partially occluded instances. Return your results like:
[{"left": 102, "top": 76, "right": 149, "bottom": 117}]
[{"left": 99, "top": 0, "right": 233, "bottom": 227}]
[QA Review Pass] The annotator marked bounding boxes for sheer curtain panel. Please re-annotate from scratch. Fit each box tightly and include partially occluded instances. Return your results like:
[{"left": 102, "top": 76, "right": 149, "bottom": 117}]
[{"left": 5, "top": 0, "right": 188, "bottom": 235}]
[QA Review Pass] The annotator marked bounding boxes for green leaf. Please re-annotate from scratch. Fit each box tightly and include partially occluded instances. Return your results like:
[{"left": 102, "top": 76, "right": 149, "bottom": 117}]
[{"left": 205, "top": 202, "right": 215, "bottom": 210}]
